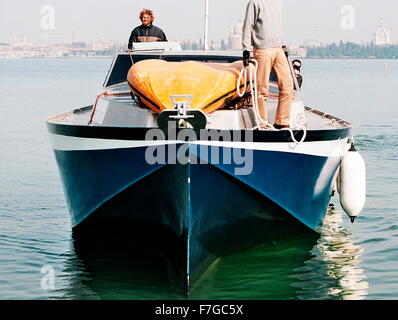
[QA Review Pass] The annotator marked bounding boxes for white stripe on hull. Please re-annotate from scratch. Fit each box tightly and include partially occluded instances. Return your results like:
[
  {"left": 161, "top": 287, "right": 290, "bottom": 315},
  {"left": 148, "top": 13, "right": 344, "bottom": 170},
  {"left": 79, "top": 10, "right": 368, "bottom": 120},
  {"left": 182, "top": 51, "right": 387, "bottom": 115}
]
[{"left": 49, "top": 133, "right": 349, "bottom": 158}]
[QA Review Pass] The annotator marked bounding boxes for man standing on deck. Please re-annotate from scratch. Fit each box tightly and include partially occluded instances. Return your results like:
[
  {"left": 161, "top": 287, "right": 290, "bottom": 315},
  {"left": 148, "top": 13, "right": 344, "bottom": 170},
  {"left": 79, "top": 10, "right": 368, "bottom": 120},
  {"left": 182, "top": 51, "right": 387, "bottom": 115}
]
[
  {"left": 242, "top": 0, "right": 294, "bottom": 130},
  {"left": 126, "top": 9, "right": 167, "bottom": 51}
]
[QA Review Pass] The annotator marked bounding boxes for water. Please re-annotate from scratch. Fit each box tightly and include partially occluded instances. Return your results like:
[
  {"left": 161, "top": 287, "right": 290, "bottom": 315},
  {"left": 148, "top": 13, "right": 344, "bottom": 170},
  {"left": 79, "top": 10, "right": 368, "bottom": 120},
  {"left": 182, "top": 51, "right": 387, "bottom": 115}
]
[{"left": 0, "top": 58, "right": 397, "bottom": 300}]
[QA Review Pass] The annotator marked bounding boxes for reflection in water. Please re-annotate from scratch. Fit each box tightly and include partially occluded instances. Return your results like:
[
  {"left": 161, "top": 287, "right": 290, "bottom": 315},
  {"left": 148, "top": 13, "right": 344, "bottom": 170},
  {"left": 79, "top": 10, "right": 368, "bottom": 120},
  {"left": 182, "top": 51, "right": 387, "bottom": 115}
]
[
  {"left": 53, "top": 206, "right": 368, "bottom": 300},
  {"left": 291, "top": 205, "right": 369, "bottom": 300},
  {"left": 55, "top": 241, "right": 183, "bottom": 300}
]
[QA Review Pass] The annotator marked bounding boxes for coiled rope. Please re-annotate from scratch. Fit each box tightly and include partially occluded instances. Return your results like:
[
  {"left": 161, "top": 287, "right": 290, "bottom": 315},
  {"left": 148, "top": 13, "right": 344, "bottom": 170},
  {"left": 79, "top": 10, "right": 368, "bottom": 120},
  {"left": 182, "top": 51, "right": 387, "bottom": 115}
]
[
  {"left": 282, "top": 112, "right": 307, "bottom": 144},
  {"left": 236, "top": 59, "right": 307, "bottom": 144},
  {"left": 237, "top": 59, "right": 263, "bottom": 130}
]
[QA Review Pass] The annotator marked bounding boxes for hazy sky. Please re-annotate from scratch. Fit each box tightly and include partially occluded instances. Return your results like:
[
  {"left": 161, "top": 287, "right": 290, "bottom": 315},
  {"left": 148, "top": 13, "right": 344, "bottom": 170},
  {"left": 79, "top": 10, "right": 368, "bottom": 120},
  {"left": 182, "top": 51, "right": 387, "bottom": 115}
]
[{"left": 0, "top": 0, "right": 397, "bottom": 45}]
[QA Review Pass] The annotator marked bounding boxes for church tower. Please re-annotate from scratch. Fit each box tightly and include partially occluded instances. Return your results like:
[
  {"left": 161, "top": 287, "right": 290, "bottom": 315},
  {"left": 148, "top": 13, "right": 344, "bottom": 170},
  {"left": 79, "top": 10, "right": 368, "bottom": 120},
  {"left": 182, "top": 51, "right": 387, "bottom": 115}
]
[{"left": 374, "top": 21, "right": 392, "bottom": 46}]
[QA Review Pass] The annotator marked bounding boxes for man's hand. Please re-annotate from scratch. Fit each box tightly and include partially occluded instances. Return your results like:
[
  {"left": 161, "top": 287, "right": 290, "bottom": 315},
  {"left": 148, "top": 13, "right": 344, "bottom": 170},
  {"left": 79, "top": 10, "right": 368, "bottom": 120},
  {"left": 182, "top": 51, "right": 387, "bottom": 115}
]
[
  {"left": 243, "top": 50, "right": 251, "bottom": 67},
  {"left": 282, "top": 45, "right": 289, "bottom": 58}
]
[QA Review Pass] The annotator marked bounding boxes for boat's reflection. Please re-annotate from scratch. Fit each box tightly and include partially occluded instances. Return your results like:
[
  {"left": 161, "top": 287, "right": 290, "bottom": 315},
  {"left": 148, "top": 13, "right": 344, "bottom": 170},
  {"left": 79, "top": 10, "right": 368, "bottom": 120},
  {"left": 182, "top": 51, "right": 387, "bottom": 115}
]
[
  {"left": 291, "top": 205, "right": 369, "bottom": 300},
  {"left": 59, "top": 238, "right": 184, "bottom": 300},
  {"left": 57, "top": 206, "right": 368, "bottom": 300}
]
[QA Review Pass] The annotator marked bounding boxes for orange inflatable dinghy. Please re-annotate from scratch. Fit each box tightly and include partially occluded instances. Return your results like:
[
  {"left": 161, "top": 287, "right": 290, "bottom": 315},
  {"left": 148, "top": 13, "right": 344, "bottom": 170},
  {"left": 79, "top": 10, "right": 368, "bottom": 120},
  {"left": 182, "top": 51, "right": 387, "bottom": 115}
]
[{"left": 127, "top": 59, "right": 247, "bottom": 114}]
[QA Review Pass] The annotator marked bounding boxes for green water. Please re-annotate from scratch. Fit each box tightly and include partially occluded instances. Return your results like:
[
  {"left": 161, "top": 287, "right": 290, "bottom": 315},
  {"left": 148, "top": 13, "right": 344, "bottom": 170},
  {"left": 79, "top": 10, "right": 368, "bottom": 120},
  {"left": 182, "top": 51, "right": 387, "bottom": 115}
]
[{"left": 0, "top": 58, "right": 397, "bottom": 299}]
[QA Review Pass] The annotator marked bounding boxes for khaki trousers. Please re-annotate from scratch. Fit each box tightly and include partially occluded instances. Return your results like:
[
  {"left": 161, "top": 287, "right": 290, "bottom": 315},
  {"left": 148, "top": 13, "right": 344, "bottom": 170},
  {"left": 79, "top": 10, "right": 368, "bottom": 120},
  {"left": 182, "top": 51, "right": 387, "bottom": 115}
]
[{"left": 253, "top": 47, "right": 294, "bottom": 126}]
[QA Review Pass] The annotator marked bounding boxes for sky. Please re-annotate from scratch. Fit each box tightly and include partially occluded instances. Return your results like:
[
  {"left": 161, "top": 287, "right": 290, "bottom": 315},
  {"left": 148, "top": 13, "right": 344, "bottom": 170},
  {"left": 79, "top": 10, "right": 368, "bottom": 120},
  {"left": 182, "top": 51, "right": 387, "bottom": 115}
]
[{"left": 0, "top": 0, "right": 397, "bottom": 45}]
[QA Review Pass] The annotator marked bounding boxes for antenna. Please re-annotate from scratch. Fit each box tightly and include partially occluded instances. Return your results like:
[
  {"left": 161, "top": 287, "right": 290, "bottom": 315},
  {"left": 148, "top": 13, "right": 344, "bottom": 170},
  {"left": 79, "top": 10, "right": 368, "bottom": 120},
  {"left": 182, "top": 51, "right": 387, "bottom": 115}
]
[{"left": 204, "top": 0, "right": 209, "bottom": 52}]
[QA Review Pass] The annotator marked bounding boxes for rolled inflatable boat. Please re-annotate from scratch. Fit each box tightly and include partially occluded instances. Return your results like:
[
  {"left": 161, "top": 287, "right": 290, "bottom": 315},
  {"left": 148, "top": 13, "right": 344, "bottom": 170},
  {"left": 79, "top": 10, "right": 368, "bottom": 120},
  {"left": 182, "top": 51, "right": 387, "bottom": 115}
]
[{"left": 127, "top": 59, "right": 247, "bottom": 114}]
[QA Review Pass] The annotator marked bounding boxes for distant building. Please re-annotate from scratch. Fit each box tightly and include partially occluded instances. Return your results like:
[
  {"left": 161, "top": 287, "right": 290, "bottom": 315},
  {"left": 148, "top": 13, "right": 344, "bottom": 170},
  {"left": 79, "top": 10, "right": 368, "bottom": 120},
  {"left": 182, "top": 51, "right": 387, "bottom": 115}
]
[
  {"left": 228, "top": 21, "right": 243, "bottom": 50},
  {"left": 0, "top": 43, "right": 12, "bottom": 58},
  {"left": 47, "top": 44, "right": 73, "bottom": 57},
  {"left": 72, "top": 30, "right": 79, "bottom": 43},
  {"left": 71, "top": 42, "right": 86, "bottom": 49},
  {"left": 288, "top": 45, "right": 307, "bottom": 58},
  {"left": 11, "top": 34, "right": 30, "bottom": 47},
  {"left": 0, "top": 43, "right": 11, "bottom": 49},
  {"left": 90, "top": 39, "right": 118, "bottom": 51},
  {"left": 303, "top": 40, "right": 323, "bottom": 48},
  {"left": 374, "top": 21, "right": 392, "bottom": 46},
  {"left": 210, "top": 40, "right": 221, "bottom": 50}
]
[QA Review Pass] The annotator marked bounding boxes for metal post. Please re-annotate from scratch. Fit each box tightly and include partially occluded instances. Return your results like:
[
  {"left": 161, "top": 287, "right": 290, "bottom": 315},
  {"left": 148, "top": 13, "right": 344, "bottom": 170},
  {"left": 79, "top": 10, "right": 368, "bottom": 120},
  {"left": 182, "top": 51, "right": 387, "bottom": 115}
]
[{"left": 204, "top": 0, "right": 209, "bottom": 52}]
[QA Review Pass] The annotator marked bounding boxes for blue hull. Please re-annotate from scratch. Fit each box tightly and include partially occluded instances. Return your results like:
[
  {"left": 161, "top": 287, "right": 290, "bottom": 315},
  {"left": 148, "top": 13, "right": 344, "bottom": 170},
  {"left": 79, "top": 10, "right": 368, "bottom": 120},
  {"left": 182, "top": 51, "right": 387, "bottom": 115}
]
[{"left": 54, "top": 143, "right": 341, "bottom": 292}]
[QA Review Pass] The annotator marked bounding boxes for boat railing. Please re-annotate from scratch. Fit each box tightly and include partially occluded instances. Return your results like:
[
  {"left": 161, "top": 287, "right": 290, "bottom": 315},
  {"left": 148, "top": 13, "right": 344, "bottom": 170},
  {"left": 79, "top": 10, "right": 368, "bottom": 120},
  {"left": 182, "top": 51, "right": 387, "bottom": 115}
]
[{"left": 305, "top": 107, "right": 352, "bottom": 128}]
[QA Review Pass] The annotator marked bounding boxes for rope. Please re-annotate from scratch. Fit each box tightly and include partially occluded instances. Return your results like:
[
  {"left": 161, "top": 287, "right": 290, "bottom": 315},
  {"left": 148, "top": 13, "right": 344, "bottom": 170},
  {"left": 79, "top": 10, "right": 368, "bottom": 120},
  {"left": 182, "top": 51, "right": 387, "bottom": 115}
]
[
  {"left": 237, "top": 59, "right": 264, "bottom": 130},
  {"left": 129, "top": 51, "right": 135, "bottom": 66},
  {"left": 88, "top": 92, "right": 105, "bottom": 125},
  {"left": 281, "top": 112, "right": 307, "bottom": 144},
  {"left": 88, "top": 91, "right": 131, "bottom": 125},
  {"left": 236, "top": 58, "right": 307, "bottom": 144},
  {"left": 349, "top": 126, "right": 355, "bottom": 145}
]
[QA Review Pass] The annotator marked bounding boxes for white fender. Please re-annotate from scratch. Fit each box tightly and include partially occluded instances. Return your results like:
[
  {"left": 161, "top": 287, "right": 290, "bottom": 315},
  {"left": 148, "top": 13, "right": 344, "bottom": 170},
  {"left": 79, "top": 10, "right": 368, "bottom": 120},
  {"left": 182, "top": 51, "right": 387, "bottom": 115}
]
[{"left": 338, "top": 144, "right": 366, "bottom": 223}]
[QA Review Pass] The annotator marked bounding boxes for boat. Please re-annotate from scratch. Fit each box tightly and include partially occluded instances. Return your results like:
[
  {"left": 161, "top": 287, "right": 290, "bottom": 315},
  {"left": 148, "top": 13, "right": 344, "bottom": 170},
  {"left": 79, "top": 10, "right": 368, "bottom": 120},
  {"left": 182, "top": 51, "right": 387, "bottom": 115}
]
[{"left": 46, "top": 42, "right": 365, "bottom": 294}]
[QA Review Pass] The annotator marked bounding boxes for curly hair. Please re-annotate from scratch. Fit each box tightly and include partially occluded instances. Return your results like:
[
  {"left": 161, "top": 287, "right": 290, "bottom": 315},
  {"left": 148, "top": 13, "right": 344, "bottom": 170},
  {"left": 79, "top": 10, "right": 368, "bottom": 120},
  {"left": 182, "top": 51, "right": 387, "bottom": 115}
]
[{"left": 139, "top": 9, "right": 155, "bottom": 22}]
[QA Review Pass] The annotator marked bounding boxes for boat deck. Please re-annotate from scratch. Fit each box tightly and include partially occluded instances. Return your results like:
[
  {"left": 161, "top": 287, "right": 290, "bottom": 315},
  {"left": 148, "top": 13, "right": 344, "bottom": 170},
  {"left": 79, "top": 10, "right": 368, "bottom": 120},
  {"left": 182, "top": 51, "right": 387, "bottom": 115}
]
[
  {"left": 48, "top": 82, "right": 351, "bottom": 132},
  {"left": 48, "top": 51, "right": 351, "bottom": 132}
]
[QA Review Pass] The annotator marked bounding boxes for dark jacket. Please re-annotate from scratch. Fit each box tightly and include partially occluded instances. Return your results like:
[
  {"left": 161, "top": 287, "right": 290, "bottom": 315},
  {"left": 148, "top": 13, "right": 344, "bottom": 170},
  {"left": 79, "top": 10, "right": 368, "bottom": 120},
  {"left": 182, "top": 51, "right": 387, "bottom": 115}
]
[{"left": 128, "top": 24, "right": 167, "bottom": 49}]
